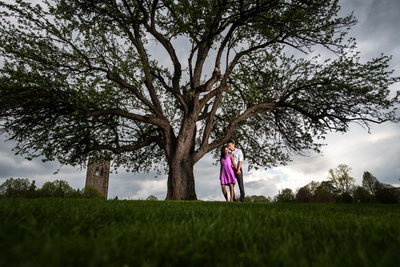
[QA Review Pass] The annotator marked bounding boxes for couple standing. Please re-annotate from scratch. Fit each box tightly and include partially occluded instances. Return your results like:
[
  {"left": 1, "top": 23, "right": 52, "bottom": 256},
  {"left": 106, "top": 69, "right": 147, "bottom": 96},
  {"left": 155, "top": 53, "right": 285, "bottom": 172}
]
[{"left": 219, "top": 140, "right": 245, "bottom": 202}]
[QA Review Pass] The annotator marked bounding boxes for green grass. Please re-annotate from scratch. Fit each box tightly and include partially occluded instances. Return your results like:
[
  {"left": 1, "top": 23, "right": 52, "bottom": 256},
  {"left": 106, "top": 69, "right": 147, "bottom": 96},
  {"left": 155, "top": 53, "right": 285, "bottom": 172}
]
[{"left": 0, "top": 199, "right": 399, "bottom": 266}]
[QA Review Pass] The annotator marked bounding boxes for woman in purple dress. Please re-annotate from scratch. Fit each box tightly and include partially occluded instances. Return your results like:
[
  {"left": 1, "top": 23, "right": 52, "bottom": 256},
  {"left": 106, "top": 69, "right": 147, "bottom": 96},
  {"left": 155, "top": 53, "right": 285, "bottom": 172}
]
[{"left": 220, "top": 145, "right": 237, "bottom": 202}]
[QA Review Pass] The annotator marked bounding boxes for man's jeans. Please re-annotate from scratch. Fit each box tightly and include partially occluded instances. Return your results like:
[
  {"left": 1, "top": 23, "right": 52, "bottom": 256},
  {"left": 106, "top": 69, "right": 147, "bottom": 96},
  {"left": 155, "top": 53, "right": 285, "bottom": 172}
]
[{"left": 235, "top": 168, "right": 245, "bottom": 202}]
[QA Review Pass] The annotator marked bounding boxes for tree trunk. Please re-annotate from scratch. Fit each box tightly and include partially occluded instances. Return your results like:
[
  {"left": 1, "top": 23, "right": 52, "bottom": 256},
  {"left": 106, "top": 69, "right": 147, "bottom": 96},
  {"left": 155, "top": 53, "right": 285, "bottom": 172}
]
[
  {"left": 166, "top": 156, "right": 197, "bottom": 200},
  {"left": 164, "top": 108, "right": 199, "bottom": 200}
]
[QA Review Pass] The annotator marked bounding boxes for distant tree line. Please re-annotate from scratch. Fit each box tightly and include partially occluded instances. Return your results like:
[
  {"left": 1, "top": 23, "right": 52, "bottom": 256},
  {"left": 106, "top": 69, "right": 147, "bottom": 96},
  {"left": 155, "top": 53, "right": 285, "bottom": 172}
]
[
  {"left": 274, "top": 164, "right": 400, "bottom": 204},
  {"left": 146, "top": 195, "right": 158, "bottom": 201},
  {"left": 245, "top": 195, "right": 271, "bottom": 203},
  {"left": 3, "top": 164, "right": 398, "bottom": 203},
  {"left": 0, "top": 178, "right": 105, "bottom": 199}
]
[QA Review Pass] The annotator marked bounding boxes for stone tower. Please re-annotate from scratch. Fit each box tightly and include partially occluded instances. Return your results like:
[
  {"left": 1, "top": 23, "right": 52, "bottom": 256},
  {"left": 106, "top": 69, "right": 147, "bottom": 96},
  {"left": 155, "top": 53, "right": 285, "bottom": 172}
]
[{"left": 85, "top": 158, "right": 111, "bottom": 198}]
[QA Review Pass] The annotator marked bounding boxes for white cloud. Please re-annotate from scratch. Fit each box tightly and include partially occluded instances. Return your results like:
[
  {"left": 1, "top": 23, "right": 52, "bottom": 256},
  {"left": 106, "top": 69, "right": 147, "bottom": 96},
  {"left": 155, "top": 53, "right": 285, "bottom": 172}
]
[
  {"left": 262, "top": 122, "right": 400, "bottom": 192},
  {"left": 127, "top": 178, "right": 167, "bottom": 200},
  {"left": 244, "top": 170, "right": 281, "bottom": 197}
]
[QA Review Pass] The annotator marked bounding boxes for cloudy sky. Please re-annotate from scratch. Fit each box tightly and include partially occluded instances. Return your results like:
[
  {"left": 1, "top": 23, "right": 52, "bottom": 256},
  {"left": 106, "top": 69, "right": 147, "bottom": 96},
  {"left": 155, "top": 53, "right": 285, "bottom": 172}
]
[{"left": 1, "top": 0, "right": 399, "bottom": 200}]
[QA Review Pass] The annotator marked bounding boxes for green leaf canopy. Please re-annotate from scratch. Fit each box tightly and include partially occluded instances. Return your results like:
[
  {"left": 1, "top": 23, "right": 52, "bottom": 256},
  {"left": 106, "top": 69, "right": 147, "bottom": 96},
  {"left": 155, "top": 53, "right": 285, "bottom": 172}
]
[{"left": 0, "top": 0, "right": 398, "bottom": 174}]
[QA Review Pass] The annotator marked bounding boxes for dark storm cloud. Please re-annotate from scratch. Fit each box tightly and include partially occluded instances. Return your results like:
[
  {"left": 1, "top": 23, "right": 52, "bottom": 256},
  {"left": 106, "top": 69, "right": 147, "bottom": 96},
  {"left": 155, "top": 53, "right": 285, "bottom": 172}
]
[
  {"left": 340, "top": 0, "right": 400, "bottom": 61},
  {"left": 273, "top": 0, "right": 400, "bottom": 190}
]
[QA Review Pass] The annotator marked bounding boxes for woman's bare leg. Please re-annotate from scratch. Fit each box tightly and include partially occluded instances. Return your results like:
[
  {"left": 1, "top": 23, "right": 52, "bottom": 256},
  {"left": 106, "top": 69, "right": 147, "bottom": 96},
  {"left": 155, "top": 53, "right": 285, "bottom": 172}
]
[
  {"left": 221, "top": 185, "right": 228, "bottom": 201},
  {"left": 229, "top": 183, "right": 235, "bottom": 202}
]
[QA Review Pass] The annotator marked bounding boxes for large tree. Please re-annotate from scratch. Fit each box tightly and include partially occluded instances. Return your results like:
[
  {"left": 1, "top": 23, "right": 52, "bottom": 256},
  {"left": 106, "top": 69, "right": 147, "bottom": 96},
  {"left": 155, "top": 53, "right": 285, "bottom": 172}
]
[
  {"left": 0, "top": 0, "right": 398, "bottom": 200},
  {"left": 362, "top": 171, "right": 378, "bottom": 197},
  {"left": 327, "top": 164, "right": 355, "bottom": 195}
]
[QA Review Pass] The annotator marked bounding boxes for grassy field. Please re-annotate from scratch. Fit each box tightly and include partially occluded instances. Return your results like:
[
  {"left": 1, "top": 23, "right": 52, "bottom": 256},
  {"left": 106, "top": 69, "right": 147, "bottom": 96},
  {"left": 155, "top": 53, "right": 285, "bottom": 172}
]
[{"left": 0, "top": 199, "right": 399, "bottom": 266}]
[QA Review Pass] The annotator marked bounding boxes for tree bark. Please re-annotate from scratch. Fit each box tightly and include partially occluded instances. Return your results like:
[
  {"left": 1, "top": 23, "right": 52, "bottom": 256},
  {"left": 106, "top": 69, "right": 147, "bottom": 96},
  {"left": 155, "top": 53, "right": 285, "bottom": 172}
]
[
  {"left": 165, "top": 110, "right": 199, "bottom": 200},
  {"left": 166, "top": 156, "right": 197, "bottom": 200}
]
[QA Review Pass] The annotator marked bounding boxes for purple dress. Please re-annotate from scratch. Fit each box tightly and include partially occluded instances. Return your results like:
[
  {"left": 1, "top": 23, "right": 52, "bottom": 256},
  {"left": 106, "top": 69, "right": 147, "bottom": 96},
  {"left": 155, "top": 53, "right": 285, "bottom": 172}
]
[{"left": 220, "top": 154, "right": 236, "bottom": 185}]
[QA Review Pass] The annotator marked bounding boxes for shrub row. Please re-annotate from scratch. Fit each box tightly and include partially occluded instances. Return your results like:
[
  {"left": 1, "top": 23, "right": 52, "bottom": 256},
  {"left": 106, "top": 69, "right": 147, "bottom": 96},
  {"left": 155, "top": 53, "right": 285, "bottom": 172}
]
[{"left": 0, "top": 178, "right": 105, "bottom": 199}]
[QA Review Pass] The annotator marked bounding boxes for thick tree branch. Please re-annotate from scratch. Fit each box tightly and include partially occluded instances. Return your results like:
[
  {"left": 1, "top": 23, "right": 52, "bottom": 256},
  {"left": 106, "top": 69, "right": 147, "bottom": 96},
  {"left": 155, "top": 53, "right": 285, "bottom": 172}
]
[
  {"left": 193, "top": 102, "right": 278, "bottom": 162},
  {"left": 94, "top": 0, "right": 164, "bottom": 118},
  {"left": 151, "top": 69, "right": 189, "bottom": 113},
  {"left": 87, "top": 108, "right": 170, "bottom": 130},
  {"left": 215, "top": 22, "right": 239, "bottom": 71},
  {"left": 130, "top": 23, "right": 164, "bottom": 116},
  {"left": 89, "top": 66, "right": 157, "bottom": 112},
  {"left": 199, "top": 84, "right": 229, "bottom": 110},
  {"left": 200, "top": 93, "right": 223, "bottom": 148},
  {"left": 24, "top": 1, "right": 164, "bottom": 119},
  {"left": 196, "top": 34, "right": 286, "bottom": 111},
  {"left": 284, "top": 102, "right": 388, "bottom": 125},
  {"left": 89, "top": 135, "right": 160, "bottom": 154},
  {"left": 223, "top": 34, "right": 285, "bottom": 83},
  {"left": 136, "top": 0, "right": 183, "bottom": 94}
]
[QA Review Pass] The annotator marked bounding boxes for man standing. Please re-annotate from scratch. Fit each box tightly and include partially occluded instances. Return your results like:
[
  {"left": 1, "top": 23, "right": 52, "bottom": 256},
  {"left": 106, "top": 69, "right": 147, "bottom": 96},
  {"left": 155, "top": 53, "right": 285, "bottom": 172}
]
[{"left": 228, "top": 140, "right": 245, "bottom": 202}]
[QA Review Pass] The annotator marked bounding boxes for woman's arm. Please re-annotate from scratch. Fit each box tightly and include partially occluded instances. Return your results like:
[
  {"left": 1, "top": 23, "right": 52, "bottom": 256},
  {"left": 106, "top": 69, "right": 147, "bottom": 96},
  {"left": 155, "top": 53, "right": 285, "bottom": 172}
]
[
  {"left": 230, "top": 154, "right": 237, "bottom": 169},
  {"left": 220, "top": 160, "right": 222, "bottom": 178}
]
